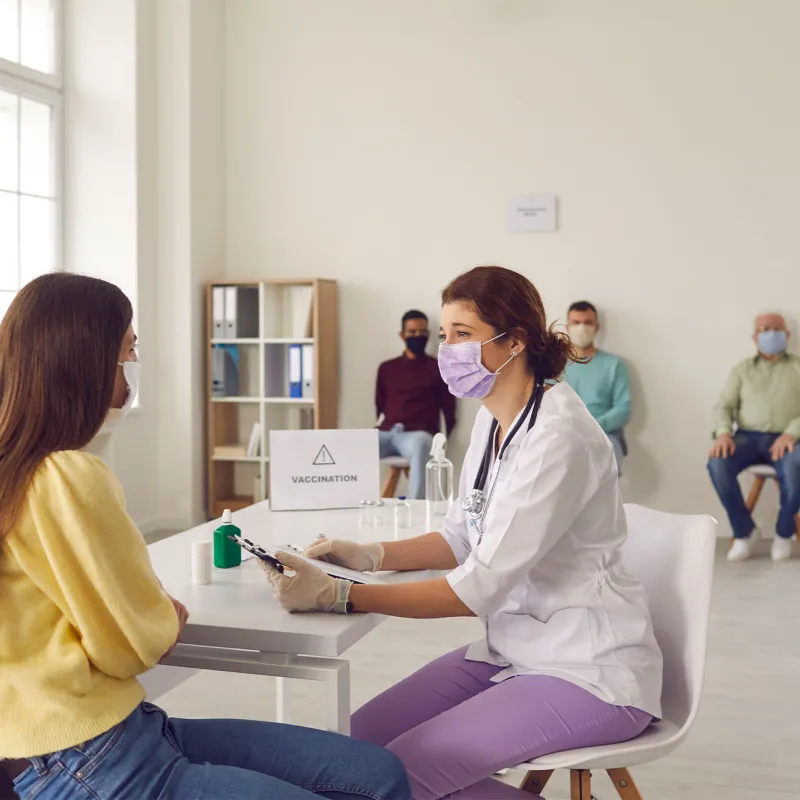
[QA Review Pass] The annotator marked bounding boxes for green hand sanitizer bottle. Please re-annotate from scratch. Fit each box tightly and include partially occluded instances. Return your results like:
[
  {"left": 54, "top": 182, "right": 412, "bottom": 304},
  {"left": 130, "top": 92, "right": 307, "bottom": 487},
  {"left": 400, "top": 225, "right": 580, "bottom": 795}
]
[{"left": 213, "top": 508, "right": 242, "bottom": 569}]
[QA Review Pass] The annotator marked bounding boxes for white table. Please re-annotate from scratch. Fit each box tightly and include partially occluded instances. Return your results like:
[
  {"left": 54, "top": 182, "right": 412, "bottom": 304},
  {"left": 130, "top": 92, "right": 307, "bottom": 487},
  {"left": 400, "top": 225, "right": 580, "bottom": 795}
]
[{"left": 145, "top": 499, "right": 433, "bottom": 734}]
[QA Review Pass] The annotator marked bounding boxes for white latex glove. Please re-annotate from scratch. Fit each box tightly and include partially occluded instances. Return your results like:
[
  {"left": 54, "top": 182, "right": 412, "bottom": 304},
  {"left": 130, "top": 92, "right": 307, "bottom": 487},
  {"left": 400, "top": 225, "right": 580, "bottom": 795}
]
[
  {"left": 302, "top": 537, "right": 384, "bottom": 572},
  {"left": 261, "top": 551, "right": 353, "bottom": 613}
]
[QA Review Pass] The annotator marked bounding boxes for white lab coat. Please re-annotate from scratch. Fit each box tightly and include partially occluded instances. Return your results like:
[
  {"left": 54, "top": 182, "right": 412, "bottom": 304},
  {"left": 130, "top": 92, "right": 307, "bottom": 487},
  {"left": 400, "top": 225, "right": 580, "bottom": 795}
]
[{"left": 441, "top": 382, "right": 663, "bottom": 718}]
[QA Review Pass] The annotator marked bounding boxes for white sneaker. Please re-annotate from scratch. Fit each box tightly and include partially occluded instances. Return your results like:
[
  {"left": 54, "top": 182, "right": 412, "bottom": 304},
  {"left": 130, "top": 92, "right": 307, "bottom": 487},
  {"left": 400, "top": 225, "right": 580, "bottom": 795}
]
[
  {"left": 771, "top": 537, "right": 793, "bottom": 562},
  {"left": 728, "top": 532, "right": 758, "bottom": 562}
]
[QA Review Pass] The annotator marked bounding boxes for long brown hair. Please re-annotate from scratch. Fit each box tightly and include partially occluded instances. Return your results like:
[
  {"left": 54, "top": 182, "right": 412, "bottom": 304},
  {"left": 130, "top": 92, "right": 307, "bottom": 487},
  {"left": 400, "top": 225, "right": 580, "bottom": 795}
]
[
  {"left": 442, "top": 266, "right": 575, "bottom": 381},
  {"left": 0, "top": 273, "right": 133, "bottom": 540}
]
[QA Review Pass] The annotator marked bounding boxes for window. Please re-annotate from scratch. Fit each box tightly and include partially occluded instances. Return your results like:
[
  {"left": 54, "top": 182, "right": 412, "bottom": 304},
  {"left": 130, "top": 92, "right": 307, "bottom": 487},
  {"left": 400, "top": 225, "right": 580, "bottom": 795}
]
[{"left": 0, "top": 0, "right": 61, "bottom": 321}]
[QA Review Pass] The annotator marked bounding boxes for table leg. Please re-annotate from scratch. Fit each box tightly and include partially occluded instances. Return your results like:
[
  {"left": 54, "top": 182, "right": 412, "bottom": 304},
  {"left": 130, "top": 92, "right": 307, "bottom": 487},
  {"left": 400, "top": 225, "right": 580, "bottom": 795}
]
[
  {"left": 276, "top": 677, "right": 292, "bottom": 724},
  {"left": 140, "top": 664, "right": 197, "bottom": 701},
  {"left": 162, "top": 645, "right": 353, "bottom": 733},
  {"left": 325, "top": 659, "right": 350, "bottom": 735}
]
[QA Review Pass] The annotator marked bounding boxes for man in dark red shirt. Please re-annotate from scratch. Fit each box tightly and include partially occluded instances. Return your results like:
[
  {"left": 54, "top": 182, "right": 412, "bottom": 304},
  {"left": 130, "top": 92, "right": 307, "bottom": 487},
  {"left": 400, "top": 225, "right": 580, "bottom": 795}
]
[{"left": 376, "top": 309, "right": 457, "bottom": 498}]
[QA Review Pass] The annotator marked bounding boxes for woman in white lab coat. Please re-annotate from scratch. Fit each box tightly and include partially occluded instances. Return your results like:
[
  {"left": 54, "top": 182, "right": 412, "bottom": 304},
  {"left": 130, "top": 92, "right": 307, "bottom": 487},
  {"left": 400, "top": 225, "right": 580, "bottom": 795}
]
[{"left": 264, "top": 266, "right": 663, "bottom": 800}]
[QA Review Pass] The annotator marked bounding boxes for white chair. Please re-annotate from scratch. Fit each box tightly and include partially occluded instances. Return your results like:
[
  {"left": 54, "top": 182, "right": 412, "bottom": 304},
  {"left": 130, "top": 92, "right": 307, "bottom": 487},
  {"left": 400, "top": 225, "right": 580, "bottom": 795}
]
[
  {"left": 381, "top": 455, "right": 410, "bottom": 498},
  {"left": 743, "top": 464, "right": 800, "bottom": 540},
  {"left": 517, "top": 504, "right": 717, "bottom": 800}
]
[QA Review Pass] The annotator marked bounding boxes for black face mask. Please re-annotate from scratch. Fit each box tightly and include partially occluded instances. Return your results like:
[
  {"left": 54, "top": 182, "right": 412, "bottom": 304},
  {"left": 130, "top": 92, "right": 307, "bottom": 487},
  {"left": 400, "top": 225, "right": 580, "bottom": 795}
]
[{"left": 405, "top": 335, "right": 429, "bottom": 357}]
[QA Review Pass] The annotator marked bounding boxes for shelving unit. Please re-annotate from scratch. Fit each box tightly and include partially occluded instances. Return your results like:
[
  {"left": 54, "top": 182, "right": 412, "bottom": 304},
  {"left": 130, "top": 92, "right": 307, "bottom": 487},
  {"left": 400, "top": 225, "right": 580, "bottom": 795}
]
[{"left": 205, "top": 279, "right": 339, "bottom": 518}]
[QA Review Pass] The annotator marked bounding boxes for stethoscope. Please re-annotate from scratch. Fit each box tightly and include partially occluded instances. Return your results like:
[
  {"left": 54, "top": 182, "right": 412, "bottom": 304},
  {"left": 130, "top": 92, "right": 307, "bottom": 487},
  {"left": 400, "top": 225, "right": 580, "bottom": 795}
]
[{"left": 462, "top": 382, "right": 546, "bottom": 539}]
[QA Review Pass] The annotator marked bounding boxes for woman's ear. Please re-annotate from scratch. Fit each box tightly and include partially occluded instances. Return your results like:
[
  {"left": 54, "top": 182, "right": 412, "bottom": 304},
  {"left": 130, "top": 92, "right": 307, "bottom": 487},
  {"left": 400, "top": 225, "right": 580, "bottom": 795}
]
[{"left": 508, "top": 329, "right": 527, "bottom": 356}]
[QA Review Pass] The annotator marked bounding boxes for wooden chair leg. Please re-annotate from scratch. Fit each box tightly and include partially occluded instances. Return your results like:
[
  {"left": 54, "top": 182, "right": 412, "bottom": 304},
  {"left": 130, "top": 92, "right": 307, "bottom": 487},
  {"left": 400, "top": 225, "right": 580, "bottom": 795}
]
[
  {"left": 381, "top": 467, "right": 401, "bottom": 498},
  {"left": 745, "top": 475, "right": 766, "bottom": 512},
  {"left": 519, "top": 769, "right": 553, "bottom": 794},
  {"left": 607, "top": 768, "right": 644, "bottom": 800},
  {"left": 570, "top": 770, "right": 592, "bottom": 800}
]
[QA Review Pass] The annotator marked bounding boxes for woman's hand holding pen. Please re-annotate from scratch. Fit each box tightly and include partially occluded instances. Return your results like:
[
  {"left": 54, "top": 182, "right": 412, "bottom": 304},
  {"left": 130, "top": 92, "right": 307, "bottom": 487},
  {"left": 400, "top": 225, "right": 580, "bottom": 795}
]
[{"left": 260, "top": 552, "right": 353, "bottom": 614}]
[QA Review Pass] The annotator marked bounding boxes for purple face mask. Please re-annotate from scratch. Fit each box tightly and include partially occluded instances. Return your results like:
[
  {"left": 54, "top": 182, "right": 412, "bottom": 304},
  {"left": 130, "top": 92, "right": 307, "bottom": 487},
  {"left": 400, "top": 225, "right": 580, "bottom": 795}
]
[{"left": 438, "top": 332, "right": 514, "bottom": 399}]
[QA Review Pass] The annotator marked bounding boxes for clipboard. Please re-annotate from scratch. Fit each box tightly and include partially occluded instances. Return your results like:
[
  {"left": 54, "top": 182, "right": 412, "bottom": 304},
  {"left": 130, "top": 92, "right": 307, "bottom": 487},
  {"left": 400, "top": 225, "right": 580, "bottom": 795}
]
[{"left": 265, "top": 544, "right": 387, "bottom": 586}]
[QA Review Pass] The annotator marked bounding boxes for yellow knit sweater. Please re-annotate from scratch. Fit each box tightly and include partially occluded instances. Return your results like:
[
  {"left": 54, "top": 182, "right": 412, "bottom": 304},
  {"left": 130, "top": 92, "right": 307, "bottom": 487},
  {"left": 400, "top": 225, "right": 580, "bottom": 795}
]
[{"left": 0, "top": 451, "right": 179, "bottom": 758}]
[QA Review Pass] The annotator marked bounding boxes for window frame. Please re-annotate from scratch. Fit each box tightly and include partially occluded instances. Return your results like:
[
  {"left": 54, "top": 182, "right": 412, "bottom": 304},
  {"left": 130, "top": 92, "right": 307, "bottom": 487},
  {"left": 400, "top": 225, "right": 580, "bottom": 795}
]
[{"left": 0, "top": 0, "right": 64, "bottom": 301}]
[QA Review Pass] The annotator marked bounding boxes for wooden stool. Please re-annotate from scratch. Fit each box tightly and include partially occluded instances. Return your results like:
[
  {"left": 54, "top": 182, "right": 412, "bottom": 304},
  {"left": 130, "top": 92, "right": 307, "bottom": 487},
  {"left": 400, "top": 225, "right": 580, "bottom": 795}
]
[
  {"left": 743, "top": 464, "right": 800, "bottom": 541},
  {"left": 381, "top": 456, "right": 410, "bottom": 498}
]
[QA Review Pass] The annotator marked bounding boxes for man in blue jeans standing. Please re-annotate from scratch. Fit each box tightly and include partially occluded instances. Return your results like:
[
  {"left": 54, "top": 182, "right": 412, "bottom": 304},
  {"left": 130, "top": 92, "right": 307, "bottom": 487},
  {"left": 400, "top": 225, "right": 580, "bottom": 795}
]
[
  {"left": 708, "top": 313, "right": 800, "bottom": 562},
  {"left": 375, "top": 310, "right": 456, "bottom": 499}
]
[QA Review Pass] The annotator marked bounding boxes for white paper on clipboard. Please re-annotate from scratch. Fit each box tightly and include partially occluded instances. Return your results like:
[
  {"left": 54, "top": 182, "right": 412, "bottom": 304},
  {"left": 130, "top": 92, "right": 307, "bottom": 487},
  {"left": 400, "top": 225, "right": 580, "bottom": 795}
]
[{"left": 264, "top": 544, "right": 387, "bottom": 586}]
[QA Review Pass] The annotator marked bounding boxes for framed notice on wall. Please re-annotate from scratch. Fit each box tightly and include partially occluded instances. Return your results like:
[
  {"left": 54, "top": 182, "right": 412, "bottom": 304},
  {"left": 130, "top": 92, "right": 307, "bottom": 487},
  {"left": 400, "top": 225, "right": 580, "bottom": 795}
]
[{"left": 269, "top": 429, "right": 380, "bottom": 511}]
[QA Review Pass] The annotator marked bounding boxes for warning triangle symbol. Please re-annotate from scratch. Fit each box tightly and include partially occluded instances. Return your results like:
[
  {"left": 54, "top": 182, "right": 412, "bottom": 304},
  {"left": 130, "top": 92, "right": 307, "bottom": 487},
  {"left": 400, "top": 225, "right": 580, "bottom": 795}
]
[{"left": 313, "top": 445, "right": 336, "bottom": 466}]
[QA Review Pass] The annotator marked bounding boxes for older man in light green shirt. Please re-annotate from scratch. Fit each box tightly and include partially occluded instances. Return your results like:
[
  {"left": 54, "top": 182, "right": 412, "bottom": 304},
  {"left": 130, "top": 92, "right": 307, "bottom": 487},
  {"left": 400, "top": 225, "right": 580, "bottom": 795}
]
[{"left": 708, "top": 313, "right": 800, "bottom": 562}]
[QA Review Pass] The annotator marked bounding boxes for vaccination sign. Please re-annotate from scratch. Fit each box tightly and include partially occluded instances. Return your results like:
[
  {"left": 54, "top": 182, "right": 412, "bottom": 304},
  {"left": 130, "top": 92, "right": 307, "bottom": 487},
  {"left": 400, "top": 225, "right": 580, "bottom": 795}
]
[{"left": 269, "top": 429, "right": 380, "bottom": 511}]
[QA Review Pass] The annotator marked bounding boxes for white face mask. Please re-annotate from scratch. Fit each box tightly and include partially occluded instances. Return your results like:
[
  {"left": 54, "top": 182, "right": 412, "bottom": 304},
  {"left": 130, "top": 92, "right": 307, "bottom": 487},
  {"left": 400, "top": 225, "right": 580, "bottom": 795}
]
[
  {"left": 101, "top": 361, "right": 141, "bottom": 433},
  {"left": 568, "top": 323, "right": 596, "bottom": 350}
]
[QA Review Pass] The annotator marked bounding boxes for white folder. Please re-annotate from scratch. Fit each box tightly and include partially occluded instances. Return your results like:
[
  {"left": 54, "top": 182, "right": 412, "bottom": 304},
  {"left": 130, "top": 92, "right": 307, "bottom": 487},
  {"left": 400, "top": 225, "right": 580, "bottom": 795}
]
[
  {"left": 212, "top": 287, "right": 225, "bottom": 338},
  {"left": 288, "top": 345, "right": 302, "bottom": 397},
  {"left": 301, "top": 344, "right": 314, "bottom": 399},
  {"left": 224, "top": 287, "right": 238, "bottom": 338}
]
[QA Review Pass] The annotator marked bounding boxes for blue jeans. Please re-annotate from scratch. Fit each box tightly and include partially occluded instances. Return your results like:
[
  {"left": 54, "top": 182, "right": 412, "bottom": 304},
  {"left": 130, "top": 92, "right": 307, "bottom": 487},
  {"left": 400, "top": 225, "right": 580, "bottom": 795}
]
[
  {"left": 13, "top": 702, "right": 410, "bottom": 800},
  {"left": 379, "top": 425, "right": 433, "bottom": 500},
  {"left": 707, "top": 431, "right": 800, "bottom": 540}
]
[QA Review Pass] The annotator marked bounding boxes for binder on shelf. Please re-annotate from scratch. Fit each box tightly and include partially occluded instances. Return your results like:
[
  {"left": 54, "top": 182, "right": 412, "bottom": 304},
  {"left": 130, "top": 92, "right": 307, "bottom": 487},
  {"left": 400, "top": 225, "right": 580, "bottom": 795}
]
[
  {"left": 301, "top": 344, "right": 314, "bottom": 399},
  {"left": 224, "top": 287, "right": 237, "bottom": 338},
  {"left": 223, "top": 286, "right": 260, "bottom": 339},
  {"left": 212, "top": 287, "right": 225, "bottom": 338},
  {"left": 300, "top": 408, "right": 315, "bottom": 430},
  {"left": 288, "top": 344, "right": 303, "bottom": 398},
  {"left": 246, "top": 422, "right": 261, "bottom": 457},
  {"left": 211, "top": 344, "right": 240, "bottom": 397}
]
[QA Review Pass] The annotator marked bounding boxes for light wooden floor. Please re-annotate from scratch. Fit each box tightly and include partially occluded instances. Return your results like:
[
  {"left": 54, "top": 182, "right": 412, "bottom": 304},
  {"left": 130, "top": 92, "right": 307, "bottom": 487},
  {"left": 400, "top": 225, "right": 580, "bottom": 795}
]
[{"left": 156, "top": 541, "right": 800, "bottom": 799}]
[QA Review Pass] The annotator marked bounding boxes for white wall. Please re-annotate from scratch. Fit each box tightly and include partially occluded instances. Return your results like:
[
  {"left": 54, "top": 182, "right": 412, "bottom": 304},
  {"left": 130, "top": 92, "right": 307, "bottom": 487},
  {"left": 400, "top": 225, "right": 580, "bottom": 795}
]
[
  {"left": 152, "top": 0, "right": 226, "bottom": 528},
  {"left": 63, "top": 0, "right": 160, "bottom": 526},
  {"left": 64, "top": 0, "right": 225, "bottom": 532},
  {"left": 224, "top": 0, "right": 800, "bottom": 530}
]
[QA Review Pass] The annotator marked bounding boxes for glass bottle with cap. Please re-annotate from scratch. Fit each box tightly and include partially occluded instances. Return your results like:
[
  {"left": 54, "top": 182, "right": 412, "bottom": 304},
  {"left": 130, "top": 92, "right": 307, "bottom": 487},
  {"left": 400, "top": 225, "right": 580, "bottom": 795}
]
[
  {"left": 426, "top": 433, "right": 453, "bottom": 520},
  {"left": 394, "top": 496, "right": 412, "bottom": 529}
]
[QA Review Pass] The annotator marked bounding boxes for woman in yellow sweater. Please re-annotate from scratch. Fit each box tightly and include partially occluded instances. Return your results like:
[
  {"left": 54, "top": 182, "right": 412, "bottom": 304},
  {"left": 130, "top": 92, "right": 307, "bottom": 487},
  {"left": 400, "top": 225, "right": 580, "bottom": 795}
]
[{"left": 0, "top": 274, "right": 409, "bottom": 800}]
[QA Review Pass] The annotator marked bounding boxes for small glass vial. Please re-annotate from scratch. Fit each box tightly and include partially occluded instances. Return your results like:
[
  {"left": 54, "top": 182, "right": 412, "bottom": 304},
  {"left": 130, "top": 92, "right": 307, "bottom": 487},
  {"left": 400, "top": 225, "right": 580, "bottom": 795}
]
[
  {"left": 373, "top": 498, "right": 386, "bottom": 527},
  {"left": 359, "top": 500, "right": 375, "bottom": 528},
  {"left": 394, "top": 496, "right": 412, "bottom": 529}
]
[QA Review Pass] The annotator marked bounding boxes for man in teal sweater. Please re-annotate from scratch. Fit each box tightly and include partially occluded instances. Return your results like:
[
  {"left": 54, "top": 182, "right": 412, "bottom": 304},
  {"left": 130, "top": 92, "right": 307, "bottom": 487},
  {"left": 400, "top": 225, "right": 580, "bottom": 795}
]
[{"left": 563, "top": 301, "right": 631, "bottom": 474}]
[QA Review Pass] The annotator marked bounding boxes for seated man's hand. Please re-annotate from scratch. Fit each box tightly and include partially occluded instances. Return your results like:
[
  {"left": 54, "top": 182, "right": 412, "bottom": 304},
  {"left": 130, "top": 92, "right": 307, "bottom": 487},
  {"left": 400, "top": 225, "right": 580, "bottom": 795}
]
[
  {"left": 770, "top": 433, "right": 797, "bottom": 461},
  {"left": 709, "top": 433, "right": 736, "bottom": 459}
]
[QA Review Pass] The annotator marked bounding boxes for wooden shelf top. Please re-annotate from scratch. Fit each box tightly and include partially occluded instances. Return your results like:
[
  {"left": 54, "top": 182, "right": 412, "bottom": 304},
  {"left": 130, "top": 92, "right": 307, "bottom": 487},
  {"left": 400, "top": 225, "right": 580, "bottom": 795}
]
[
  {"left": 211, "top": 338, "right": 316, "bottom": 345},
  {"left": 211, "top": 397, "right": 261, "bottom": 404}
]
